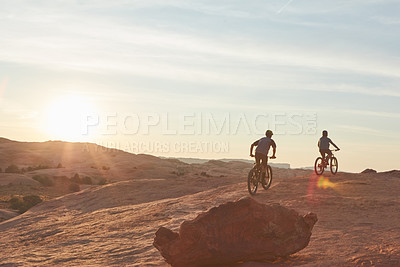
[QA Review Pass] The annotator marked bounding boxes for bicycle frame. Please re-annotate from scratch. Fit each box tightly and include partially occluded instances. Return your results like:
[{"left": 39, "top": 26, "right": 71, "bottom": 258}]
[
  {"left": 248, "top": 155, "right": 274, "bottom": 195},
  {"left": 314, "top": 149, "right": 339, "bottom": 175},
  {"left": 322, "top": 149, "right": 339, "bottom": 165}
]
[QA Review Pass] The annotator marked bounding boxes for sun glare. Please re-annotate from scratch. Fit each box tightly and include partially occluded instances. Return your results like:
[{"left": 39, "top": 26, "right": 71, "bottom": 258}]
[{"left": 45, "top": 95, "right": 97, "bottom": 141}]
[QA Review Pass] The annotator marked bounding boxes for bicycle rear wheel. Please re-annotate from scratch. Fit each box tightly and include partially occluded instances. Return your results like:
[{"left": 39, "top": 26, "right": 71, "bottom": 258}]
[
  {"left": 330, "top": 157, "right": 338, "bottom": 174},
  {"left": 261, "top": 165, "right": 273, "bottom": 190},
  {"left": 247, "top": 168, "right": 258, "bottom": 195},
  {"left": 314, "top": 157, "right": 324, "bottom": 175}
]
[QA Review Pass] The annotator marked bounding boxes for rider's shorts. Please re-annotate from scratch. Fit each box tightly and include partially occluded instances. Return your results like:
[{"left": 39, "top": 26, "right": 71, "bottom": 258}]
[
  {"left": 319, "top": 149, "right": 332, "bottom": 158},
  {"left": 255, "top": 152, "right": 268, "bottom": 168}
]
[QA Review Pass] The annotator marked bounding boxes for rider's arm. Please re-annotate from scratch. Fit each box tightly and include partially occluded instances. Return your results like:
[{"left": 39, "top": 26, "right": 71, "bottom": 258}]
[
  {"left": 250, "top": 140, "right": 258, "bottom": 156},
  {"left": 271, "top": 140, "right": 277, "bottom": 158},
  {"left": 330, "top": 140, "right": 339, "bottom": 150},
  {"left": 317, "top": 139, "right": 320, "bottom": 148}
]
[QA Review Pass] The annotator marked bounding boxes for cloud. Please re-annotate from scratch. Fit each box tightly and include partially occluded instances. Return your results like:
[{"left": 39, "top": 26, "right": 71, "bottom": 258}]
[
  {"left": 0, "top": 0, "right": 399, "bottom": 94},
  {"left": 342, "top": 109, "right": 400, "bottom": 119},
  {"left": 371, "top": 16, "right": 400, "bottom": 25},
  {"left": 303, "top": 84, "right": 400, "bottom": 98},
  {"left": 337, "top": 124, "right": 398, "bottom": 139}
]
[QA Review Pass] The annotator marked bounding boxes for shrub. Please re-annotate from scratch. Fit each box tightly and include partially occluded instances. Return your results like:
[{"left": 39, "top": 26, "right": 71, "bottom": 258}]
[
  {"left": 70, "top": 173, "right": 82, "bottom": 184},
  {"left": 81, "top": 176, "right": 92, "bottom": 185},
  {"left": 5, "top": 164, "right": 20, "bottom": 173},
  {"left": 32, "top": 175, "right": 54, "bottom": 186},
  {"left": 200, "top": 171, "right": 211, "bottom": 177},
  {"left": 57, "top": 163, "right": 64, "bottom": 168},
  {"left": 36, "top": 165, "right": 50, "bottom": 170},
  {"left": 24, "top": 165, "right": 51, "bottom": 172},
  {"left": 9, "top": 197, "right": 24, "bottom": 211},
  {"left": 23, "top": 195, "right": 42, "bottom": 207},
  {"left": 176, "top": 167, "right": 185, "bottom": 176},
  {"left": 97, "top": 177, "right": 107, "bottom": 185},
  {"left": 69, "top": 183, "right": 80, "bottom": 192},
  {"left": 9, "top": 195, "right": 42, "bottom": 213},
  {"left": 102, "top": 166, "right": 110, "bottom": 170}
]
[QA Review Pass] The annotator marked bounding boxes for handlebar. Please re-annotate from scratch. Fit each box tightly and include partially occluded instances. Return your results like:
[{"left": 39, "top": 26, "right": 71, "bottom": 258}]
[{"left": 250, "top": 154, "right": 276, "bottom": 159}]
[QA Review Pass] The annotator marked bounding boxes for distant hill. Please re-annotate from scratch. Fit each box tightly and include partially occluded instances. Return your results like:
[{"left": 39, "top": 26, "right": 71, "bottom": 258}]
[{"left": 161, "top": 157, "right": 291, "bottom": 169}]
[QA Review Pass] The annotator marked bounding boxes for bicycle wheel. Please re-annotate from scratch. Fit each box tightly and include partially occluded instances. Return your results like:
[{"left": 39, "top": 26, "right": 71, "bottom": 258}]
[
  {"left": 314, "top": 157, "right": 324, "bottom": 175},
  {"left": 261, "top": 165, "right": 273, "bottom": 190},
  {"left": 330, "top": 157, "right": 338, "bottom": 174},
  {"left": 247, "top": 168, "right": 258, "bottom": 195}
]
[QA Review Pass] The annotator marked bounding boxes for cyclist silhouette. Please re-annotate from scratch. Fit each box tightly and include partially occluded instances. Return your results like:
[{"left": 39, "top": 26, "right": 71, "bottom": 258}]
[
  {"left": 318, "top": 130, "right": 340, "bottom": 163},
  {"left": 250, "top": 130, "right": 276, "bottom": 175}
]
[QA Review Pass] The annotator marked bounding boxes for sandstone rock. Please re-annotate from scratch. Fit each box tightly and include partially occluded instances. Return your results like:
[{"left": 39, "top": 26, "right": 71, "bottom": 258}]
[
  {"left": 361, "top": 169, "right": 377, "bottom": 174},
  {"left": 153, "top": 197, "right": 317, "bottom": 267},
  {"left": 0, "top": 209, "right": 19, "bottom": 222},
  {"left": 380, "top": 170, "right": 400, "bottom": 177}
]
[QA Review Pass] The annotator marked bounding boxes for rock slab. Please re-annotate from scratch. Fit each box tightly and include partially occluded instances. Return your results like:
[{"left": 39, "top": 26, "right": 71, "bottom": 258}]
[{"left": 153, "top": 197, "right": 317, "bottom": 267}]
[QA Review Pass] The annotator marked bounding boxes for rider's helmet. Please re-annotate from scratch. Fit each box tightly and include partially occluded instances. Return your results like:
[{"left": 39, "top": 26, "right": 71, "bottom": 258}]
[
  {"left": 322, "top": 130, "right": 328, "bottom": 136},
  {"left": 265, "top": 130, "right": 273, "bottom": 137}
]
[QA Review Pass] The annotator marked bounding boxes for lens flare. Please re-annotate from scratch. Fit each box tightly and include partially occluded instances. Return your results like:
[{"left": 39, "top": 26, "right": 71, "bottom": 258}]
[
  {"left": 317, "top": 176, "right": 335, "bottom": 189},
  {"left": 307, "top": 173, "right": 337, "bottom": 204}
]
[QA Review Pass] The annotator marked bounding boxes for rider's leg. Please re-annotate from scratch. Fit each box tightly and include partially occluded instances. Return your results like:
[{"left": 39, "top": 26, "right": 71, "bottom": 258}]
[
  {"left": 261, "top": 153, "right": 267, "bottom": 175},
  {"left": 255, "top": 153, "right": 262, "bottom": 169},
  {"left": 326, "top": 150, "right": 333, "bottom": 165},
  {"left": 320, "top": 150, "right": 326, "bottom": 163},
  {"left": 255, "top": 152, "right": 266, "bottom": 174},
  {"left": 320, "top": 150, "right": 324, "bottom": 159}
]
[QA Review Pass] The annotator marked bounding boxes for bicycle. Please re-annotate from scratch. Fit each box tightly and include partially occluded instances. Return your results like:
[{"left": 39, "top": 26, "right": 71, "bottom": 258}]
[
  {"left": 247, "top": 156, "right": 275, "bottom": 195},
  {"left": 314, "top": 149, "right": 339, "bottom": 175}
]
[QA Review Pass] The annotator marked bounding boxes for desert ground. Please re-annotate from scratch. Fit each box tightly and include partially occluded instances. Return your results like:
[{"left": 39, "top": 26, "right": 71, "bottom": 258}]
[{"left": 0, "top": 138, "right": 399, "bottom": 266}]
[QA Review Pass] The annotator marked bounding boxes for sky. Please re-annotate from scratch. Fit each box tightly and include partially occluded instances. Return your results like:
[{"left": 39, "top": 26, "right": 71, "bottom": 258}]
[{"left": 0, "top": 0, "right": 399, "bottom": 172}]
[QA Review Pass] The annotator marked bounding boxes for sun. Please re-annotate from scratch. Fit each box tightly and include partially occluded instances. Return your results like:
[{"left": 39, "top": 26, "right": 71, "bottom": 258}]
[{"left": 45, "top": 95, "right": 97, "bottom": 141}]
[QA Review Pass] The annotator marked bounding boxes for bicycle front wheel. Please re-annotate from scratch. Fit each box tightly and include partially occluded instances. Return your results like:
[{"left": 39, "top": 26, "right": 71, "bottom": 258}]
[
  {"left": 261, "top": 165, "right": 273, "bottom": 190},
  {"left": 314, "top": 157, "right": 324, "bottom": 175},
  {"left": 247, "top": 168, "right": 258, "bottom": 195},
  {"left": 330, "top": 157, "right": 338, "bottom": 174}
]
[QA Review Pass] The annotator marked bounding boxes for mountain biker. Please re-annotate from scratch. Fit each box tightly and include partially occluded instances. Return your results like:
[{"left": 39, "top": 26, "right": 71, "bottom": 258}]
[
  {"left": 318, "top": 130, "right": 340, "bottom": 163},
  {"left": 250, "top": 130, "right": 277, "bottom": 175}
]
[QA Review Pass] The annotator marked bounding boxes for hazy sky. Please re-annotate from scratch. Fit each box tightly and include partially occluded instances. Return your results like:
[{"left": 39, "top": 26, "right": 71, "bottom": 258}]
[{"left": 1, "top": 0, "right": 399, "bottom": 172}]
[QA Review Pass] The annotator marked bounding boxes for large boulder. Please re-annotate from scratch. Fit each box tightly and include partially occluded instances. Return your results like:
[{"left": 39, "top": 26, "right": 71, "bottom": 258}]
[{"left": 153, "top": 197, "right": 317, "bottom": 267}]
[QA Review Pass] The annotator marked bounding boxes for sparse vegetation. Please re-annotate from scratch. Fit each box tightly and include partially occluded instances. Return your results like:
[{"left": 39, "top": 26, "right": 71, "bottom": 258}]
[
  {"left": 57, "top": 163, "right": 64, "bottom": 168},
  {"left": 32, "top": 175, "right": 54, "bottom": 186},
  {"left": 201, "top": 171, "right": 211, "bottom": 177},
  {"left": 172, "top": 166, "right": 187, "bottom": 176},
  {"left": 9, "top": 195, "right": 42, "bottom": 213},
  {"left": 70, "top": 173, "right": 82, "bottom": 184},
  {"left": 25, "top": 165, "right": 51, "bottom": 172},
  {"left": 102, "top": 166, "right": 110, "bottom": 170},
  {"left": 82, "top": 176, "right": 92, "bottom": 185},
  {"left": 5, "top": 164, "right": 21, "bottom": 173},
  {"left": 97, "top": 177, "right": 107, "bottom": 185}
]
